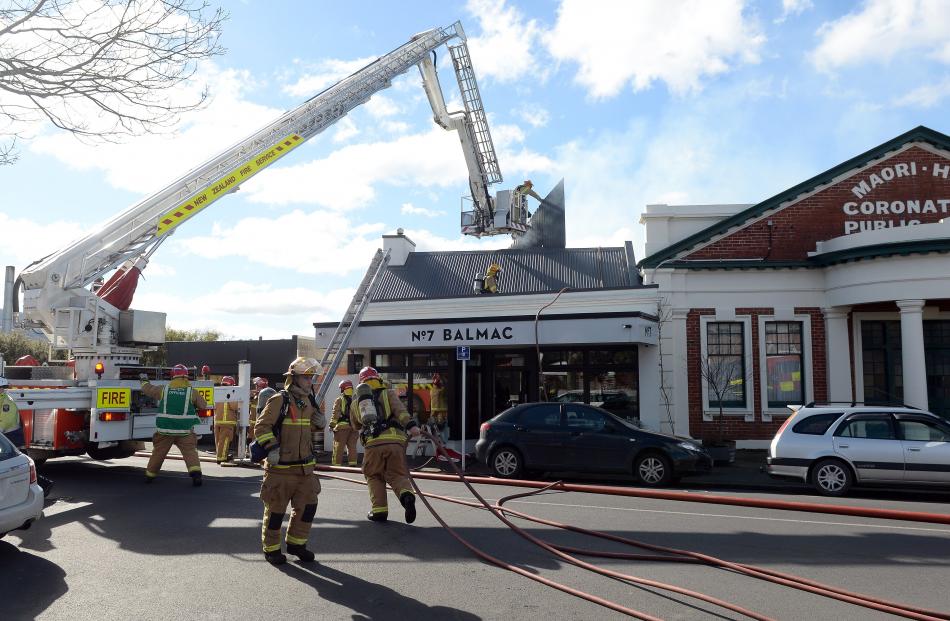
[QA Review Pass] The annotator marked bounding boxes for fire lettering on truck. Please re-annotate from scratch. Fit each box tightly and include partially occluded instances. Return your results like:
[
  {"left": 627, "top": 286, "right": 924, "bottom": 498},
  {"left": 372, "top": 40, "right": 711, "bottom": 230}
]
[
  {"left": 96, "top": 388, "right": 131, "bottom": 410},
  {"left": 156, "top": 134, "right": 304, "bottom": 236},
  {"left": 196, "top": 386, "right": 214, "bottom": 406}
]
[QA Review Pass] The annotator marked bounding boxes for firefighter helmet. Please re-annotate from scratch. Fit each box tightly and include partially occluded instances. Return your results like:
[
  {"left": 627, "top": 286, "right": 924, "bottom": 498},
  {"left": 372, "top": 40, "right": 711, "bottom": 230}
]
[
  {"left": 284, "top": 356, "right": 323, "bottom": 377},
  {"left": 171, "top": 364, "right": 189, "bottom": 378},
  {"left": 523, "top": 179, "right": 533, "bottom": 187},
  {"left": 15, "top": 355, "right": 39, "bottom": 366},
  {"left": 253, "top": 376, "right": 269, "bottom": 389},
  {"left": 358, "top": 366, "right": 380, "bottom": 383},
  {"left": 221, "top": 376, "right": 236, "bottom": 386},
  {"left": 339, "top": 379, "right": 353, "bottom": 392},
  {"left": 200, "top": 364, "right": 211, "bottom": 376}
]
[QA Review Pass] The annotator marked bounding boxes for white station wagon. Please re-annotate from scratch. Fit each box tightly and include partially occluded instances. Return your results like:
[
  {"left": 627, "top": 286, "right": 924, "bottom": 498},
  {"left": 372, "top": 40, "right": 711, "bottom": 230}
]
[
  {"left": 0, "top": 432, "right": 44, "bottom": 539},
  {"left": 767, "top": 404, "right": 950, "bottom": 496}
]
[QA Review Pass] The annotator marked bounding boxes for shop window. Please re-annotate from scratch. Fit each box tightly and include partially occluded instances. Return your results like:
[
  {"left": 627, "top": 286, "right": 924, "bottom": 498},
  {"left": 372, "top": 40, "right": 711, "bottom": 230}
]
[
  {"left": 924, "top": 321, "right": 950, "bottom": 420},
  {"left": 412, "top": 351, "right": 450, "bottom": 368},
  {"left": 861, "top": 321, "right": 903, "bottom": 404},
  {"left": 589, "top": 349, "right": 636, "bottom": 366},
  {"left": 590, "top": 371, "right": 638, "bottom": 422},
  {"left": 379, "top": 371, "right": 410, "bottom": 413},
  {"left": 374, "top": 353, "right": 407, "bottom": 369},
  {"left": 541, "top": 350, "right": 584, "bottom": 367},
  {"left": 765, "top": 322, "right": 804, "bottom": 407},
  {"left": 543, "top": 370, "right": 584, "bottom": 403},
  {"left": 705, "top": 322, "right": 746, "bottom": 409}
]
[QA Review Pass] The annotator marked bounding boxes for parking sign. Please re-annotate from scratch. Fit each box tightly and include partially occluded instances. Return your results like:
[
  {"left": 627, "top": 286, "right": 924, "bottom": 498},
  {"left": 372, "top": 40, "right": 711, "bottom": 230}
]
[{"left": 456, "top": 346, "right": 470, "bottom": 361}]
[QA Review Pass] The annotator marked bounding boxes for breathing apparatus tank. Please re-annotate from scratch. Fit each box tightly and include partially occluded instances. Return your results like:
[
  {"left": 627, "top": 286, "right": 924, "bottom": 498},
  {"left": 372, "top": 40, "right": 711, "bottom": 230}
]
[{"left": 355, "top": 382, "right": 380, "bottom": 425}]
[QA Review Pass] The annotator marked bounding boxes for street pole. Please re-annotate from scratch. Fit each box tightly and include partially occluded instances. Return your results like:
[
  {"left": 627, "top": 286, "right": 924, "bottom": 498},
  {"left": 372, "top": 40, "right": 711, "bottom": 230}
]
[{"left": 461, "top": 357, "right": 467, "bottom": 472}]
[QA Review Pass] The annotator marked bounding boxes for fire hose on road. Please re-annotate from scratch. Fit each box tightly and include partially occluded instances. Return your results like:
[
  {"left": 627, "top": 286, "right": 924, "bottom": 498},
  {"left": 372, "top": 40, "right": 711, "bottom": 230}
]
[{"left": 315, "top": 432, "right": 950, "bottom": 620}]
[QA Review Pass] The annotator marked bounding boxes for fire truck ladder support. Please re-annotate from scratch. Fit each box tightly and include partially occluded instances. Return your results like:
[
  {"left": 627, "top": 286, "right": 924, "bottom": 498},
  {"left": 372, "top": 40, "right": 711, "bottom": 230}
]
[
  {"left": 448, "top": 41, "right": 501, "bottom": 187},
  {"left": 315, "top": 248, "right": 391, "bottom": 405}
]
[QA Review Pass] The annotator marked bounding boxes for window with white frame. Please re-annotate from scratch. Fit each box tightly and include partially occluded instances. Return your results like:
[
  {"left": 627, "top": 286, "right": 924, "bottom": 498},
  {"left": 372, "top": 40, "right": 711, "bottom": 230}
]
[
  {"left": 765, "top": 321, "right": 804, "bottom": 407},
  {"left": 705, "top": 322, "right": 746, "bottom": 409}
]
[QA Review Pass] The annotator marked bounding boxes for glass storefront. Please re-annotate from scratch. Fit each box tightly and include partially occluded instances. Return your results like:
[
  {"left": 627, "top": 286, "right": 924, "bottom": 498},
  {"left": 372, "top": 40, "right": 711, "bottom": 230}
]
[{"left": 372, "top": 345, "right": 640, "bottom": 441}]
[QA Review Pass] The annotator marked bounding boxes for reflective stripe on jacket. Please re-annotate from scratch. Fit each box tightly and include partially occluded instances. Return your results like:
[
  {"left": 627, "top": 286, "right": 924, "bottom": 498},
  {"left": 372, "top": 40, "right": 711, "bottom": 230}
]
[
  {"left": 254, "top": 385, "right": 325, "bottom": 473},
  {"left": 330, "top": 395, "right": 353, "bottom": 429},
  {"left": 214, "top": 401, "right": 240, "bottom": 425},
  {"left": 141, "top": 379, "right": 206, "bottom": 436},
  {"left": 351, "top": 386, "right": 410, "bottom": 448}
]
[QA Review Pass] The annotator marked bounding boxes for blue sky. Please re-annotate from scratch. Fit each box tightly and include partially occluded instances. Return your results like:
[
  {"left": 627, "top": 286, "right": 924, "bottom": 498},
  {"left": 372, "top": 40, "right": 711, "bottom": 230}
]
[{"left": 2, "top": 0, "right": 949, "bottom": 339}]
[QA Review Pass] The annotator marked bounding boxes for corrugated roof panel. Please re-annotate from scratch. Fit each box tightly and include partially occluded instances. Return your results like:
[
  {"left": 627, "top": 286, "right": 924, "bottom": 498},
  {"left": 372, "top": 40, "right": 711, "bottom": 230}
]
[{"left": 371, "top": 246, "right": 641, "bottom": 301}]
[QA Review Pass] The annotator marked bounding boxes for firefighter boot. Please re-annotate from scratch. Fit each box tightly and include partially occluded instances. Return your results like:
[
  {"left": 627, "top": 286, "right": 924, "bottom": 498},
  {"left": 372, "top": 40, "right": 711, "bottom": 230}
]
[
  {"left": 264, "top": 550, "right": 287, "bottom": 565},
  {"left": 190, "top": 471, "right": 203, "bottom": 487},
  {"left": 400, "top": 492, "right": 417, "bottom": 524},
  {"left": 366, "top": 510, "right": 388, "bottom": 522},
  {"left": 286, "top": 543, "right": 315, "bottom": 562}
]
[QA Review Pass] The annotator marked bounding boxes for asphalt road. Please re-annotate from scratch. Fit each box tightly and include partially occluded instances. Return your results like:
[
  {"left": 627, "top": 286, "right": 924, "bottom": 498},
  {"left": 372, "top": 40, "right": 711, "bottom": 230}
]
[{"left": 4, "top": 456, "right": 950, "bottom": 621}]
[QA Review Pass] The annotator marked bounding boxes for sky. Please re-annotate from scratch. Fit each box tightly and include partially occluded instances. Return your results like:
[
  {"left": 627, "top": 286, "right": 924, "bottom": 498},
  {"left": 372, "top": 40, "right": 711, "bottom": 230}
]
[{"left": 2, "top": 0, "right": 949, "bottom": 341}]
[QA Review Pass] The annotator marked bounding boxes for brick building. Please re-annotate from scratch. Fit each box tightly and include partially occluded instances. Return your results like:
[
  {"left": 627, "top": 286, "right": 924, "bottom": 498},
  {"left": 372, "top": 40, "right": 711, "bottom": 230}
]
[{"left": 640, "top": 126, "right": 950, "bottom": 447}]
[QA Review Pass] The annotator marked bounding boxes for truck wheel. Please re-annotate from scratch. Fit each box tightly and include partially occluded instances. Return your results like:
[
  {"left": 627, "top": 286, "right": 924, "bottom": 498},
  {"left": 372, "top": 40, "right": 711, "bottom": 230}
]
[{"left": 811, "top": 458, "right": 853, "bottom": 496}]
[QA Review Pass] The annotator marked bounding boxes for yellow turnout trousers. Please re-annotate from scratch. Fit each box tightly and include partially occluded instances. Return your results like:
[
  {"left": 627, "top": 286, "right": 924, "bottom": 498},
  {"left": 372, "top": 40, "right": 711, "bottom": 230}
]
[
  {"left": 362, "top": 443, "right": 413, "bottom": 516},
  {"left": 332, "top": 426, "right": 358, "bottom": 466},
  {"left": 260, "top": 471, "right": 321, "bottom": 552},
  {"left": 214, "top": 423, "right": 235, "bottom": 463},
  {"left": 147, "top": 432, "right": 201, "bottom": 478}
]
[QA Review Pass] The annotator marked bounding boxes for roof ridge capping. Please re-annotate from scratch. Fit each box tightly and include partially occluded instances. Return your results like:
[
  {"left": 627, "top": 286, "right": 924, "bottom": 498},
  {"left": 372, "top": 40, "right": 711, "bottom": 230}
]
[{"left": 638, "top": 125, "right": 950, "bottom": 268}]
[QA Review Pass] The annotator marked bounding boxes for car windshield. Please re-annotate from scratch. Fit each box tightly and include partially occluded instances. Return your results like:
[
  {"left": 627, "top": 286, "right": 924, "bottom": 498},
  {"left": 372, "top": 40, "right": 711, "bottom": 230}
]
[{"left": 0, "top": 432, "right": 18, "bottom": 462}]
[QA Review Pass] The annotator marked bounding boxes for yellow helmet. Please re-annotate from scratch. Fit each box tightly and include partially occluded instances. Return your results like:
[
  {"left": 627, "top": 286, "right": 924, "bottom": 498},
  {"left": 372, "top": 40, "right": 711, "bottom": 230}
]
[
  {"left": 486, "top": 263, "right": 502, "bottom": 275},
  {"left": 523, "top": 179, "right": 533, "bottom": 187},
  {"left": 284, "top": 356, "right": 323, "bottom": 377}
]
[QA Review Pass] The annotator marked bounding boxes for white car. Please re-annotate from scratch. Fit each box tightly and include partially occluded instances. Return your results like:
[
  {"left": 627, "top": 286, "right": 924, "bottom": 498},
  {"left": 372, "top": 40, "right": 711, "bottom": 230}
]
[
  {"left": 0, "top": 432, "right": 44, "bottom": 539},
  {"left": 767, "top": 404, "right": 950, "bottom": 496}
]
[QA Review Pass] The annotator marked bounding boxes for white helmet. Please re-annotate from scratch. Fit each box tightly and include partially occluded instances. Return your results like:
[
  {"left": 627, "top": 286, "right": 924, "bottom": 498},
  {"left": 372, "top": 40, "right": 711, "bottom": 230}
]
[{"left": 283, "top": 356, "right": 323, "bottom": 377}]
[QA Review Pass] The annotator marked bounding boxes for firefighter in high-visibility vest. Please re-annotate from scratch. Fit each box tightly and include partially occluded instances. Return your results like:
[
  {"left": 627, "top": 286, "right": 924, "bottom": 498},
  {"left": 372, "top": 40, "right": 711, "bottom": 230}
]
[
  {"left": 140, "top": 364, "right": 208, "bottom": 486},
  {"left": 254, "top": 356, "right": 325, "bottom": 565},
  {"left": 351, "top": 366, "right": 419, "bottom": 523},
  {"left": 0, "top": 377, "right": 25, "bottom": 449},
  {"left": 214, "top": 375, "right": 239, "bottom": 464},
  {"left": 329, "top": 379, "right": 358, "bottom": 466}
]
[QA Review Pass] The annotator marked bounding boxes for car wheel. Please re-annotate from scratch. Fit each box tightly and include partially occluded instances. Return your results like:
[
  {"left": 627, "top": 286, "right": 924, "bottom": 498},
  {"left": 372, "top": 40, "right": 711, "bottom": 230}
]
[
  {"left": 634, "top": 452, "right": 673, "bottom": 487},
  {"left": 490, "top": 447, "right": 523, "bottom": 479},
  {"left": 811, "top": 458, "right": 853, "bottom": 496}
]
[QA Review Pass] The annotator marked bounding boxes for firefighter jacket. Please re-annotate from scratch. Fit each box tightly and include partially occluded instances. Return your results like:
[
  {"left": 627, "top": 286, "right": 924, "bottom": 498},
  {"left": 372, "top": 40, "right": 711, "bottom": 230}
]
[
  {"left": 254, "top": 383, "right": 325, "bottom": 474},
  {"left": 0, "top": 392, "right": 19, "bottom": 434},
  {"left": 214, "top": 401, "right": 240, "bottom": 426},
  {"left": 330, "top": 394, "right": 354, "bottom": 430},
  {"left": 351, "top": 384, "right": 414, "bottom": 448},
  {"left": 141, "top": 379, "right": 207, "bottom": 436}
]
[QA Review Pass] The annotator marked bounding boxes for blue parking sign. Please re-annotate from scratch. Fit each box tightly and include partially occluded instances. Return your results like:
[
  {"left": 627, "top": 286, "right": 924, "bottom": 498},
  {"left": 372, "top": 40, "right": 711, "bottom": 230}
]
[{"left": 456, "top": 346, "right": 470, "bottom": 361}]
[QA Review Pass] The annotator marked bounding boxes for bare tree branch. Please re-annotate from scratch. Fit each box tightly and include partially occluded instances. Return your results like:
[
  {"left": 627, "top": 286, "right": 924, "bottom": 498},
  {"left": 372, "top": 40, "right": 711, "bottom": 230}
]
[{"left": 0, "top": 0, "right": 226, "bottom": 164}]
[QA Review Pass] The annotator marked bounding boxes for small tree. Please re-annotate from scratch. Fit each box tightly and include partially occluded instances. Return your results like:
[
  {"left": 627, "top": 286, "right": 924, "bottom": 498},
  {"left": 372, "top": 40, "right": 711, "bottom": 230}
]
[
  {"left": 0, "top": 331, "right": 49, "bottom": 365},
  {"left": 140, "top": 326, "right": 221, "bottom": 367},
  {"left": 1, "top": 0, "right": 226, "bottom": 165},
  {"left": 697, "top": 352, "right": 750, "bottom": 443}
]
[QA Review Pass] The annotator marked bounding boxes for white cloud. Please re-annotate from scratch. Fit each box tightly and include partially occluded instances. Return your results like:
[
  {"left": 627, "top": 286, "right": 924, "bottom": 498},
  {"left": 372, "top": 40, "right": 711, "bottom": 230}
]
[
  {"left": 173, "top": 209, "right": 384, "bottom": 276},
  {"left": 30, "top": 66, "right": 283, "bottom": 196},
  {"left": 465, "top": 0, "right": 543, "bottom": 83},
  {"left": 546, "top": 0, "right": 765, "bottom": 97},
  {"left": 282, "top": 56, "right": 378, "bottom": 98},
  {"left": 365, "top": 95, "right": 401, "bottom": 118},
  {"left": 491, "top": 123, "right": 526, "bottom": 148},
  {"left": 404, "top": 228, "right": 511, "bottom": 252},
  {"left": 811, "top": 0, "right": 950, "bottom": 72},
  {"left": 332, "top": 117, "right": 360, "bottom": 143},
  {"left": 775, "top": 0, "right": 813, "bottom": 23},
  {"left": 892, "top": 77, "right": 950, "bottom": 108},
  {"left": 514, "top": 104, "right": 551, "bottom": 128},
  {"left": 0, "top": 212, "right": 90, "bottom": 268},
  {"left": 400, "top": 203, "right": 446, "bottom": 218}
]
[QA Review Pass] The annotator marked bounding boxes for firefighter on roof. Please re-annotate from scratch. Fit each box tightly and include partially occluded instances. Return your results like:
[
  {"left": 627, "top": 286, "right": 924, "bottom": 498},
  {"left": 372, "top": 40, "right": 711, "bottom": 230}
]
[
  {"left": 351, "top": 366, "right": 420, "bottom": 524},
  {"left": 140, "top": 364, "right": 207, "bottom": 486},
  {"left": 254, "top": 356, "right": 325, "bottom": 565},
  {"left": 330, "top": 379, "right": 359, "bottom": 467},
  {"left": 213, "top": 375, "right": 239, "bottom": 464},
  {"left": 483, "top": 263, "right": 502, "bottom": 294}
]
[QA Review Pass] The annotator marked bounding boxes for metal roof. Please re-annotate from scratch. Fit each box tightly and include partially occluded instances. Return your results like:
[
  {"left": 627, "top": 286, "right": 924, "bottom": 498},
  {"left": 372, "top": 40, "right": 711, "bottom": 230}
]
[{"left": 371, "top": 245, "right": 642, "bottom": 302}]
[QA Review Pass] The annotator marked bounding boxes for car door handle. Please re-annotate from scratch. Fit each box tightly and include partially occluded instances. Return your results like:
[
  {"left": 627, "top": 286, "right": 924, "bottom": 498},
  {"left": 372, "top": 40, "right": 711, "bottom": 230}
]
[
  {"left": 838, "top": 444, "right": 849, "bottom": 448},
  {"left": 907, "top": 448, "right": 921, "bottom": 452},
  {"left": 514, "top": 425, "right": 527, "bottom": 432}
]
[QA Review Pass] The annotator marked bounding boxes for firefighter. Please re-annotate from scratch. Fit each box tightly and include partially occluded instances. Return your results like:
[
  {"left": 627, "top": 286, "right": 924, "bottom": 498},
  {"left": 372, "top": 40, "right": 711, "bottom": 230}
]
[
  {"left": 351, "top": 366, "right": 420, "bottom": 524},
  {"left": 0, "top": 377, "right": 25, "bottom": 449},
  {"left": 429, "top": 373, "right": 449, "bottom": 442},
  {"left": 483, "top": 263, "right": 502, "bottom": 294},
  {"left": 514, "top": 179, "right": 542, "bottom": 202},
  {"left": 200, "top": 364, "right": 211, "bottom": 380},
  {"left": 330, "top": 379, "right": 358, "bottom": 467},
  {"left": 512, "top": 179, "right": 541, "bottom": 223},
  {"left": 248, "top": 376, "right": 270, "bottom": 444},
  {"left": 254, "top": 356, "right": 325, "bottom": 565},
  {"left": 139, "top": 364, "right": 208, "bottom": 486},
  {"left": 214, "top": 375, "right": 238, "bottom": 464}
]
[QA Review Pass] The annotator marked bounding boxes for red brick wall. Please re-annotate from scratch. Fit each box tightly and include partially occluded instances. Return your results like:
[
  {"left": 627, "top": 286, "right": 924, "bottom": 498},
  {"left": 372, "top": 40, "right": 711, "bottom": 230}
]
[
  {"left": 687, "top": 307, "right": 828, "bottom": 441},
  {"left": 686, "top": 146, "right": 950, "bottom": 261}
]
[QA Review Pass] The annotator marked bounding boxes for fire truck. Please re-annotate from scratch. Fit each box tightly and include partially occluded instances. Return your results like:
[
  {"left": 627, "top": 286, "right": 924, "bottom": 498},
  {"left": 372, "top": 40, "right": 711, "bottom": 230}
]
[{"left": 0, "top": 21, "right": 525, "bottom": 465}]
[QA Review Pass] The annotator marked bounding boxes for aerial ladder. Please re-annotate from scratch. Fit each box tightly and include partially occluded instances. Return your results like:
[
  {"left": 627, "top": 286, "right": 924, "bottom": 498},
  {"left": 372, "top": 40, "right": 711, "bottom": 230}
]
[{"left": 0, "top": 21, "right": 523, "bottom": 464}]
